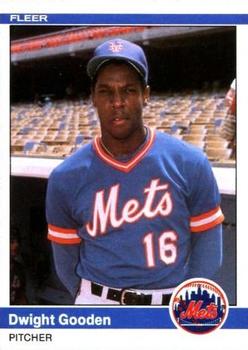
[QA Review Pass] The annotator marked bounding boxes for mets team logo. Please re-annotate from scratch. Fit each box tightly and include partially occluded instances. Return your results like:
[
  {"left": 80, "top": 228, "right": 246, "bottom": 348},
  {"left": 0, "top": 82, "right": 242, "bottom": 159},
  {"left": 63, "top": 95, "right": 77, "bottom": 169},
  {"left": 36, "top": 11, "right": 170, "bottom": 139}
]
[
  {"left": 109, "top": 41, "right": 124, "bottom": 53},
  {"left": 169, "top": 278, "right": 229, "bottom": 334}
]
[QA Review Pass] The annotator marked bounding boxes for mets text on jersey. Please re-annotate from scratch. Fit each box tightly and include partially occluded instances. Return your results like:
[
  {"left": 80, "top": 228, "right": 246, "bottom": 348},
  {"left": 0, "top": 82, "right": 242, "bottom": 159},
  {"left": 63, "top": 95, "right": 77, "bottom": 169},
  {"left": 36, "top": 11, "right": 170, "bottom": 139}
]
[{"left": 86, "top": 178, "right": 172, "bottom": 236}]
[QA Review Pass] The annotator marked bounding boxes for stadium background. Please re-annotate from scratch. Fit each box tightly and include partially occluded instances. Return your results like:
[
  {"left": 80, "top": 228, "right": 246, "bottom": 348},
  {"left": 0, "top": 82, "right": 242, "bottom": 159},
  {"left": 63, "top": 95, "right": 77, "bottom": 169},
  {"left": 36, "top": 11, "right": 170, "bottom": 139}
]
[{"left": 10, "top": 26, "right": 236, "bottom": 305}]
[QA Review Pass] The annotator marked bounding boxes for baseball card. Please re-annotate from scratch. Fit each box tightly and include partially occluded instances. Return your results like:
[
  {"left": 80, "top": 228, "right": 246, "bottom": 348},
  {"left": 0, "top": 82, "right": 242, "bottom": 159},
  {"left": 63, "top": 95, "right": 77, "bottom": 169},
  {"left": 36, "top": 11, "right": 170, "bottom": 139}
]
[{"left": 0, "top": 0, "right": 247, "bottom": 349}]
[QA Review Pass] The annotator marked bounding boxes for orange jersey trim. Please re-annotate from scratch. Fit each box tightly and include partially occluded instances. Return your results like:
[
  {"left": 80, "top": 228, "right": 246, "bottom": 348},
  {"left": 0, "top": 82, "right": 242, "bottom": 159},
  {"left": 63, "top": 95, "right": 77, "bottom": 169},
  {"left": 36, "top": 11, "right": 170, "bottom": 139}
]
[
  {"left": 190, "top": 206, "right": 224, "bottom": 233},
  {"left": 93, "top": 127, "right": 155, "bottom": 173},
  {"left": 47, "top": 233, "right": 81, "bottom": 245},
  {"left": 47, "top": 224, "right": 81, "bottom": 244}
]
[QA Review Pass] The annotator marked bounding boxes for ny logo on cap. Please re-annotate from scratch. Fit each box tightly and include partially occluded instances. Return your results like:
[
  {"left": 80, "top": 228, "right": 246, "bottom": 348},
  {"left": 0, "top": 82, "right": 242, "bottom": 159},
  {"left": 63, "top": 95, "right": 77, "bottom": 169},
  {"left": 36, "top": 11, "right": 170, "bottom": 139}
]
[{"left": 109, "top": 41, "right": 124, "bottom": 53}]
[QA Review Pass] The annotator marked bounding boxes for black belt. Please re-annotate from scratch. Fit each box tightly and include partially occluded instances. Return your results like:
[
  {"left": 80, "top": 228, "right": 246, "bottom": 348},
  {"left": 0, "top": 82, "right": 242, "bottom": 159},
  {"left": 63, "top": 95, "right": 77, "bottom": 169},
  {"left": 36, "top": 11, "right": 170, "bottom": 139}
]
[{"left": 91, "top": 282, "right": 172, "bottom": 305}]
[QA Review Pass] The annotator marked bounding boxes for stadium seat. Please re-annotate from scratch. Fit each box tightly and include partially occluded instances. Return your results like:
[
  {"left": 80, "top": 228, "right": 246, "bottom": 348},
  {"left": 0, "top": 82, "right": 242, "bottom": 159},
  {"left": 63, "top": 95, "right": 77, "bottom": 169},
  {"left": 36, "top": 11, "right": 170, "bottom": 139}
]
[
  {"left": 183, "top": 134, "right": 205, "bottom": 142},
  {"left": 75, "top": 134, "right": 84, "bottom": 145},
  {"left": 23, "top": 141, "right": 36, "bottom": 155},
  {"left": 205, "top": 148, "right": 232, "bottom": 161},
  {"left": 205, "top": 135, "right": 227, "bottom": 142},
  {"left": 205, "top": 140, "right": 230, "bottom": 149}
]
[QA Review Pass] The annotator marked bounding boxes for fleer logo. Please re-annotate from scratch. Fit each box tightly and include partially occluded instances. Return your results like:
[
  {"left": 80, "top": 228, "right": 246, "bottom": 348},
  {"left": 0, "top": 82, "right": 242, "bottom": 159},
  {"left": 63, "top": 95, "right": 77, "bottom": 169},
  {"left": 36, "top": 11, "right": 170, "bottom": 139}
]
[
  {"left": 109, "top": 41, "right": 124, "bottom": 53},
  {"left": 169, "top": 278, "right": 229, "bottom": 334}
]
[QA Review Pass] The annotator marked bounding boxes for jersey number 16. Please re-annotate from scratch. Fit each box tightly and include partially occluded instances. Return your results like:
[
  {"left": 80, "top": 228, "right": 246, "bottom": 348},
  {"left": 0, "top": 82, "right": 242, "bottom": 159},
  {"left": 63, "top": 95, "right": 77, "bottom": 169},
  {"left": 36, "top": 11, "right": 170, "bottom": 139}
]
[{"left": 143, "top": 231, "right": 178, "bottom": 267}]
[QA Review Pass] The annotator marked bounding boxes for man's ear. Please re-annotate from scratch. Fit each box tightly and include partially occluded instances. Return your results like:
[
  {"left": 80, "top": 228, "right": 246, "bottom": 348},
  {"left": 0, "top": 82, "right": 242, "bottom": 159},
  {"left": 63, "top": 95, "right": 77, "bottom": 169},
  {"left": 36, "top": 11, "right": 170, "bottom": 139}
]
[{"left": 143, "top": 85, "right": 150, "bottom": 105}]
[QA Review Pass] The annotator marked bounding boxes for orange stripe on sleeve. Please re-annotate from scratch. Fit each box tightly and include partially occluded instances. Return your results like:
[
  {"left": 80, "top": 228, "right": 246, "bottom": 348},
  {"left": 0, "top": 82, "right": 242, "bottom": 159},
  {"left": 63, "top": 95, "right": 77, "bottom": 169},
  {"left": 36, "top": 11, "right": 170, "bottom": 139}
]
[
  {"left": 47, "top": 233, "right": 81, "bottom": 244},
  {"left": 190, "top": 206, "right": 224, "bottom": 233},
  {"left": 47, "top": 224, "right": 81, "bottom": 244},
  {"left": 190, "top": 206, "right": 221, "bottom": 222}
]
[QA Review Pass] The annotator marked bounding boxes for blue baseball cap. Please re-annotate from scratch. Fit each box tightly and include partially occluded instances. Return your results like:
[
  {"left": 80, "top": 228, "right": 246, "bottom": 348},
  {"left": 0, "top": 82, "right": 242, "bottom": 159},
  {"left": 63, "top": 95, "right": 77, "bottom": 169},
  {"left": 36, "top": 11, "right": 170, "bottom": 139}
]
[{"left": 87, "top": 38, "right": 148, "bottom": 84}]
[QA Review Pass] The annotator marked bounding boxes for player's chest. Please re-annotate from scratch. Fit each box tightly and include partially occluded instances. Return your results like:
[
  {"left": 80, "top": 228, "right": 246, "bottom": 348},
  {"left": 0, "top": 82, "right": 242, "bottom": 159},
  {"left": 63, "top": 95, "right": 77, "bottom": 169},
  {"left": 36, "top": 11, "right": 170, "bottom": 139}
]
[{"left": 71, "top": 165, "right": 189, "bottom": 236}]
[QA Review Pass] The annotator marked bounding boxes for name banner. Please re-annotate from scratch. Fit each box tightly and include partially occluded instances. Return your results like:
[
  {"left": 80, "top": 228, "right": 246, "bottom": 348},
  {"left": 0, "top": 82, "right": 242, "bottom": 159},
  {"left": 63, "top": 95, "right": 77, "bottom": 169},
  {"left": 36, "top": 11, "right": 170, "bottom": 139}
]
[{"left": 0, "top": 307, "right": 247, "bottom": 329}]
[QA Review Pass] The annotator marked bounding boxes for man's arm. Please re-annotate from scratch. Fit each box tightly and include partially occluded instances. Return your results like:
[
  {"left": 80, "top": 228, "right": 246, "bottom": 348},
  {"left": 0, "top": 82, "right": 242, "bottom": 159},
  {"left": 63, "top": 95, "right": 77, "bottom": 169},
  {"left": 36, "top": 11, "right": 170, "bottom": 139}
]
[
  {"left": 186, "top": 224, "right": 223, "bottom": 279},
  {"left": 51, "top": 242, "right": 81, "bottom": 298},
  {"left": 46, "top": 168, "right": 82, "bottom": 299}
]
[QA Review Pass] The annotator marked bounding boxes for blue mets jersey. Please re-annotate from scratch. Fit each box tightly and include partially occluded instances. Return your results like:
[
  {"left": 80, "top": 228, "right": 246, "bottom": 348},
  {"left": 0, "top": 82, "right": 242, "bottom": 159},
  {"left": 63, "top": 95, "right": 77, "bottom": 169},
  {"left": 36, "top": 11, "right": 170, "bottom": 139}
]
[{"left": 46, "top": 128, "right": 224, "bottom": 289}]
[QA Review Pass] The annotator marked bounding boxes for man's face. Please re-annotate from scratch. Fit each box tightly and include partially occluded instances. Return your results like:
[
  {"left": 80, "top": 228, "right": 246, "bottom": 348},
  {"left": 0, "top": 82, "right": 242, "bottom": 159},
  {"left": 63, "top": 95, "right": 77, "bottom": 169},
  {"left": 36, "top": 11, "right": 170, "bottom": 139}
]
[{"left": 92, "top": 62, "right": 149, "bottom": 141}]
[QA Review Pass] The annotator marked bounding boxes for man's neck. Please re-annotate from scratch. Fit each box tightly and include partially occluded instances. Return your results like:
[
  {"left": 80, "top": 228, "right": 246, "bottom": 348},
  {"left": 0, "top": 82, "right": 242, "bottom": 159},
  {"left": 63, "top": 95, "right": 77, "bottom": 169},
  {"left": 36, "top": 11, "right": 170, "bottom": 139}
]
[{"left": 101, "top": 127, "right": 148, "bottom": 158}]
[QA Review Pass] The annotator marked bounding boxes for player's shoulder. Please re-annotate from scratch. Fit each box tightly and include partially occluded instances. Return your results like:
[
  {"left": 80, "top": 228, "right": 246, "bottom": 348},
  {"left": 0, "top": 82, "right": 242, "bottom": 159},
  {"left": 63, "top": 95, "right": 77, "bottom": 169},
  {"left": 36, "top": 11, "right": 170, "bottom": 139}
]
[
  {"left": 49, "top": 142, "right": 93, "bottom": 182},
  {"left": 155, "top": 130, "right": 206, "bottom": 161}
]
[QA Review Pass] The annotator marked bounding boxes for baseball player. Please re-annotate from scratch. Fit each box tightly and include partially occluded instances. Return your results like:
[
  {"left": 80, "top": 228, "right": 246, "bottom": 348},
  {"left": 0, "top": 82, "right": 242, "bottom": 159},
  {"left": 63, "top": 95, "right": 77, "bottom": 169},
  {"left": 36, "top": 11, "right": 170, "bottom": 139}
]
[{"left": 46, "top": 38, "right": 224, "bottom": 305}]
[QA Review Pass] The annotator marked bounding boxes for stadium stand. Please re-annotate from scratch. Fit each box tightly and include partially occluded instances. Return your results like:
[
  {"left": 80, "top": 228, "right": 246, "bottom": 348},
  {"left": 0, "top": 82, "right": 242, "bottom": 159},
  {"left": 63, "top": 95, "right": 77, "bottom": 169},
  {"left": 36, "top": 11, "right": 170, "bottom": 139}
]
[{"left": 11, "top": 89, "right": 235, "bottom": 163}]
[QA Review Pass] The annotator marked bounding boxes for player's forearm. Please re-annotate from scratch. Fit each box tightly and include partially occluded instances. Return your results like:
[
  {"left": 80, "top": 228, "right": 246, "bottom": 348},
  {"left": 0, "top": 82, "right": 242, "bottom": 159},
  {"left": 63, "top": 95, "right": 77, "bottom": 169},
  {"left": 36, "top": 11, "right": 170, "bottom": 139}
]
[
  {"left": 186, "top": 224, "right": 223, "bottom": 279},
  {"left": 51, "top": 242, "right": 81, "bottom": 298}
]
